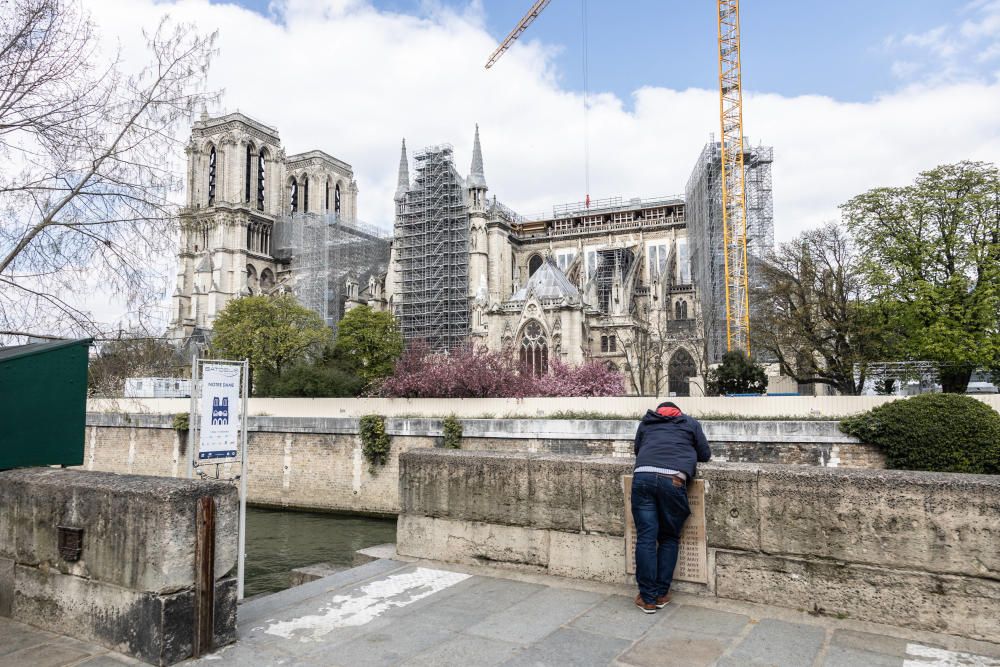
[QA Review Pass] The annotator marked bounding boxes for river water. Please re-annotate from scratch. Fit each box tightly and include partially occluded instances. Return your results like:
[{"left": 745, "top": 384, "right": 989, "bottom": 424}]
[{"left": 244, "top": 507, "right": 397, "bottom": 598}]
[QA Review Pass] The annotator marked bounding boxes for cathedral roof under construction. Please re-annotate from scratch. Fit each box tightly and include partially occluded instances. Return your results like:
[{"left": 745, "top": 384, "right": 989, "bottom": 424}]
[{"left": 510, "top": 259, "right": 581, "bottom": 303}]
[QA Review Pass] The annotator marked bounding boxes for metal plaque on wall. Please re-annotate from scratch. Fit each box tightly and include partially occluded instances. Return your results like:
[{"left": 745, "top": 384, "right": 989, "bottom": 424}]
[{"left": 622, "top": 475, "right": 708, "bottom": 584}]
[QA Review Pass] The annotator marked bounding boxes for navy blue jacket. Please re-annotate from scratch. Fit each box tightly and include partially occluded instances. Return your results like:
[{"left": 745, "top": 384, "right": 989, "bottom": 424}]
[{"left": 633, "top": 411, "right": 712, "bottom": 479}]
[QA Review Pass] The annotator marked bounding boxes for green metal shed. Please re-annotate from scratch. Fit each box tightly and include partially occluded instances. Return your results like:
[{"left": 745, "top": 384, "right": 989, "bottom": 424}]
[{"left": 0, "top": 338, "right": 92, "bottom": 468}]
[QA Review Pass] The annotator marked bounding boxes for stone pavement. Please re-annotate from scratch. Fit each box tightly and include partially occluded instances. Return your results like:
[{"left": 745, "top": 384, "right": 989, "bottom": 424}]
[
  {"left": 0, "top": 618, "right": 142, "bottom": 666},
  {"left": 192, "top": 559, "right": 1000, "bottom": 667},
  {"left": 5, "top": 558, "right": 1000, "bottom": 666}
]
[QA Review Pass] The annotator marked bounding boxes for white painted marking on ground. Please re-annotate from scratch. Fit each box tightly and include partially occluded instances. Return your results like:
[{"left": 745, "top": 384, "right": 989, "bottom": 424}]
[
  {"left": 904, "top": 643, "right": 1000, "bottom": 666},
  {"left": 264, "top": 567, "right": 470, "bottom": 642}
]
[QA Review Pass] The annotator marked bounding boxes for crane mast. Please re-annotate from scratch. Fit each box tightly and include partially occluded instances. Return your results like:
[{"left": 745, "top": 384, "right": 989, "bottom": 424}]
[
  {"left": 486, "top": 0, "right": 755, "bottom": 355},
  {"left": 716, "top": 0, "right": 752, "bottom": 355}
]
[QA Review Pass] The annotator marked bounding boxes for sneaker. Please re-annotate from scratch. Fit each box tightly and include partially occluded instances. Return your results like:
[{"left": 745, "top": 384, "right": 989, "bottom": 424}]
[
  {"left": 655, "top": 593, "right": 672, "bottom": 609},
  {"left": 634, "top": 594, "right": 657, "bottom": 614}
]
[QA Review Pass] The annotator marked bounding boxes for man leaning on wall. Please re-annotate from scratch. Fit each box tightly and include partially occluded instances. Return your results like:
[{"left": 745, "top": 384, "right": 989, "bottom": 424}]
[{"left": 631, "top": 400, "right": 712, "bottom": 613}]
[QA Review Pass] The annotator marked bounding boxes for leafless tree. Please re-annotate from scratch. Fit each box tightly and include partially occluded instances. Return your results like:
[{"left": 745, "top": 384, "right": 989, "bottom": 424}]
[
  {"left": 751, "top": 222, "right": 881, "bottom": 395},
  {"left": 0, "top": 0, "right": 217, "bottom": 342}
]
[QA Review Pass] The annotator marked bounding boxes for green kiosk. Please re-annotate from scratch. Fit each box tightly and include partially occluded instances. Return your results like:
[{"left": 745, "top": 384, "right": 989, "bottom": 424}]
[{"left": 0, "top": 338, "right": 92, "bottom": 468}]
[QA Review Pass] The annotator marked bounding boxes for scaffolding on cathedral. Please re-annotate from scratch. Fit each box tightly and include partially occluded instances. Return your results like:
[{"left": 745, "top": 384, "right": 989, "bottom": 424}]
[
  {"left": 685, "top": 138, "right": 774, "bottom": 365},
  {"left": 394, "top": 144, "right": 469, "bottom": 351},
  {"left": 271, "top": 213, "right": 390, "bottom": 329}
]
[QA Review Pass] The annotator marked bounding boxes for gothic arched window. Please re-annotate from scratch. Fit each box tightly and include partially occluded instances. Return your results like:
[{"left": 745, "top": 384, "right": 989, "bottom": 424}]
[
  {"left": 681, "top": 301, "right": 688, "bottom": 319},
  {"left": 528, "top": 254, "right": 543, "bottom": 277},
  {"left": 207, "top": 146, "right": 217, "bottom": 206},
  {"left": 260, "top": 268, "right": 275, "bottom": 291},
  {"left": 257, "top": 149, "right": 266, "bottom": 211},
  {"left": 289, "top": 178, "right": 298, "bottom": 213},
  {"left": 675, "top": 300, "right": 682, "bottom": 320},
  {"left": 335, "top": 182, "right": 342, "bottom": 215},
  {"left": 668, "top": 348, "right": 697, "bottom": 397},
  {"left": 325, "top": 179, "right": 330, "bottom": 212},
  {"left": 519, "top": 320, "right": 548, "bottom": 377},
  {"left": 302, "top": 175, "right": 309, "bottom": 213},
  {"left": 245, "top": 145, "right": 253, "bottom": 203}
]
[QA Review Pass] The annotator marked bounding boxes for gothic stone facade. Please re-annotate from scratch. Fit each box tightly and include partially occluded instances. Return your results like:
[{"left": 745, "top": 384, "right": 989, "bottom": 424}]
[
  {"left": 168, "top": 112, "right": 358, "bottom": 341},
  {"left": 384, "top": 130, "right": 705, "bottom": 396}
]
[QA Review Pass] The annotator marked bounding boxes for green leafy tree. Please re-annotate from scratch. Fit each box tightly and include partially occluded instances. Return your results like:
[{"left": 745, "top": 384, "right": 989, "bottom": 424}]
[
  {"left": 842, "top": 161, "right": 1000, "bottom": 392},
  {"left": 333, "top": 305, "right": 403, "bottom": 383},
  {"left": 706, "top": 350, "right": 768, "bottom": 396},
  {"left": 210, "top": 294, "right": 331, "bottom": 392},
  {"left": 255, "top": 345, "right": 365, "bottom": 398}
]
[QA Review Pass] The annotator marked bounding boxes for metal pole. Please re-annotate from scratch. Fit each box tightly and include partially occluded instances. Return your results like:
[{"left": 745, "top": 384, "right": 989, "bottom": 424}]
[
  {"left": 236, "top": 359, "right": 249, "bottom": 601},
  {"left": 187, "top": 356, "right": 199, "bottom": 479}
]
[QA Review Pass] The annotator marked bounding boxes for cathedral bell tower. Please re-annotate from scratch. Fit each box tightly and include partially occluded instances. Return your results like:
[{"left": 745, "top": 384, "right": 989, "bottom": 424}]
[{"left": 467, "top": 126, "right": 490, "bottom": 334}]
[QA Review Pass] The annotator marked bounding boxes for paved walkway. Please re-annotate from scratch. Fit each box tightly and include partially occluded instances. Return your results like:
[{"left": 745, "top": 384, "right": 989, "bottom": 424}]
[
  {"left": 5, "top": 559, "right": 1000, "bottom": 666},
  {"left": 193, "top": 559, "right": 1000, "bottom": 667},
  {"left": 0, "top": 618, "right": 141, "bottom": 666}
]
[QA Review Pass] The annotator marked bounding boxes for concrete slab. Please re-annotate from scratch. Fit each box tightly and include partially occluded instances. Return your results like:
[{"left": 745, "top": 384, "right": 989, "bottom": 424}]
[
  {"left": 617, "top": 627, "right": 729, "bottom": 667},
  {"left": 720, "top": 618, "right": 826, "bottom": 667},
  {"left": 568, "top": 595, "right": 666, "bottom": 641},
  {"left": 649, "top": 603, "right": 750, "bottom": 639},
  {"left": 400, "top": 634, "right": 520, "bottom": 667},
  {"left": 822, "top": 646, "right": 904, "bottom": 667},
  {"left": 0, "top": 643, "right": 92, "bottom": 667},
  {"left": 310, "top": 618, "right": 455, "bottom": 667},
  {"left": 465, "top": 586, "right": 606, "bottom": 645},
  {"left": 501, "top": 627, "right": 631, "bottom": 666}
]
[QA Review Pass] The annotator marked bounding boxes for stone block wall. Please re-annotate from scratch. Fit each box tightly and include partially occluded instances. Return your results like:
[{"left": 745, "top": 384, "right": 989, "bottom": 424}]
[
  {"left": 396, "top": 450, "right": 1000, "bottom": 643},
  {"left": 80, "top": 414, "right": 883, "bottom": 515},
  {"left": 0, "top": 469, "right": 238, "bottom": 665}
]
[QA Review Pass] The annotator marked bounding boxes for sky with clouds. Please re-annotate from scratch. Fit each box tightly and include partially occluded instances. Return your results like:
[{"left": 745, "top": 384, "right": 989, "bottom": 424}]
[{"left": 79, "top": 0, "right": 1000, "bottom": 328}]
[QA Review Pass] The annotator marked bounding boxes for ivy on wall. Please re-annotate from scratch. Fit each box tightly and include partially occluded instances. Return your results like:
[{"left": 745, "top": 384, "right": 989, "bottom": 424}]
[
  {"left": 360, "top": 414, "right": 391, "bottom": 471},
  {"left": 442, "top": 415, "right": 462, "bottom": 449}
]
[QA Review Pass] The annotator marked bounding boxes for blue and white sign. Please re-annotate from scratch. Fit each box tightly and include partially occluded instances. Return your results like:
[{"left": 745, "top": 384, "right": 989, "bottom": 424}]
[{"left": 198, "top": 363, "right": 242, "bottom": 460}]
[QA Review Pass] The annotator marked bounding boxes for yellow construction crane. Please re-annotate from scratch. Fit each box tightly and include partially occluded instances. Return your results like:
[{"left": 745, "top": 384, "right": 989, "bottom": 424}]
[{"left": 486, "top": 1, "right": 753, "bottom": 356}]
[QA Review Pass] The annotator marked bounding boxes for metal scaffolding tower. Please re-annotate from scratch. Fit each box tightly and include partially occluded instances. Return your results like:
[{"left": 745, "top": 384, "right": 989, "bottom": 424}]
[
  {"left": 395, "top": 145, "right": 470, "bottom": 351},
  {"left": 686, "top": 139, "right": 774, "bottom": 364},
  {"left": 271, "top": 213, "right": 390, "bottom": 329}
]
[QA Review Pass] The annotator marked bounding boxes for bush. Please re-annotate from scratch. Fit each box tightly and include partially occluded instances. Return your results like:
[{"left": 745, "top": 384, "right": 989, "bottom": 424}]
[
  {"left": 442, "top": 415, "right": 462, "bottom": 449},
  {"left": 172, "top": 412, "right": 190, "bottom": 431},
  {"left": 256, "top": 363, "right": 365, "bottom": 397},
  {"left": 839, "top": 394, "right": 1000, "bottom": 474},
  {"left": 706, "top": 350, "right": 767, "bottom": 396},
  {"left": 359, "top": 415, "right": 391, "bottom": 470}
]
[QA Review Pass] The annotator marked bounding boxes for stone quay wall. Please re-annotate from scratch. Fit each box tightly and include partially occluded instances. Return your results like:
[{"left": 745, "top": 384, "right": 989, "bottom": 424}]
[
  {"left": 0, "top": 469, "right": 238, "bottom": 665},
  {"left": 81, "top": 414, "right": 883, "bottom": 515},
  {"left": 396, "top": 450, "right": 1000, "bottom": 643}
]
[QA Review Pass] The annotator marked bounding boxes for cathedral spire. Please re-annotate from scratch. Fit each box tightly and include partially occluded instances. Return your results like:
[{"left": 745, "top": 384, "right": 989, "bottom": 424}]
[
  {"left": 468, "top": 124, "right": 487, "bottom": 190},
  {"left": 395, "top": 138, "right": 409, "bottom": 201}
]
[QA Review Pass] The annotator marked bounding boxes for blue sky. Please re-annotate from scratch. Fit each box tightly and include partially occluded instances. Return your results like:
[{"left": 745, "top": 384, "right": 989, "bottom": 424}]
[{"left": 217, "top": 0, "right": 981, "bottom": 103}]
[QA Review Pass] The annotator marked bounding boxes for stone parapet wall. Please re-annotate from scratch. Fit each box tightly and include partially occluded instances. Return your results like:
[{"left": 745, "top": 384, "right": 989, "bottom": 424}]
[
  {"left": 0, "top": 469, "right": 238, "bottom": 665},
  {"left": 80, "top": 414, "right": 884, "bottom": 514},
  {"left": 396, "top": 450, "right": 1000, "bottom": 643},
  {"left": 88, "top": 394, "right": 1000, "bottom": 419}
]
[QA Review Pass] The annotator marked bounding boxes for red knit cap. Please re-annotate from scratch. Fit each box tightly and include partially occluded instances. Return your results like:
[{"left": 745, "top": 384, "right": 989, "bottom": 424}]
[{"left": 657, "top": 406, "right": 682, "bottom": 417}]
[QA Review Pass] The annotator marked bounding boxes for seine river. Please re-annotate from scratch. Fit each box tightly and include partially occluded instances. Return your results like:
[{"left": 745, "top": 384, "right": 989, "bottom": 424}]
[{"left": 244, "top": 507, "right": 397, "bottom": 598}]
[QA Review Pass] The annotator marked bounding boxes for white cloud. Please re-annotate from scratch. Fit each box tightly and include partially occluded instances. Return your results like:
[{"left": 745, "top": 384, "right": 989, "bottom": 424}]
[
  {"left": 886, "top": 0, "right": 1000, "bottom": 81},
  {"left": 76, "top": 0, "right": 1000, "bottom": 326}
]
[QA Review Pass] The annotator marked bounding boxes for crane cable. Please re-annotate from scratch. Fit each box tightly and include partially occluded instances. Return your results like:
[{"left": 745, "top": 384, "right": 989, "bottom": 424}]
[{"left": 582, "top": 0, "right": 591, "bottom": 207}]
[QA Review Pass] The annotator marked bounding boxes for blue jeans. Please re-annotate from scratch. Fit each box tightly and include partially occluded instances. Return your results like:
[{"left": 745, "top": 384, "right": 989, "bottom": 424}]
[{"left": 631, "top": 472, "right": 691, "bottom": 604}]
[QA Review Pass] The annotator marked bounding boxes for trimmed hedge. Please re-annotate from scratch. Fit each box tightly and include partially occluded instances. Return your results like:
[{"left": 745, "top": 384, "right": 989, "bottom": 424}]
[{"left": 840, "top": 394, "right": 1000, "bottom": 474}]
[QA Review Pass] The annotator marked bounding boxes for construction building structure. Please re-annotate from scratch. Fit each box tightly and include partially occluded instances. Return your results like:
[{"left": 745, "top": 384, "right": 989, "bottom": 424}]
[
  {"left": 685, "top": 139, "right": 774, "bottom": 364},
  {"left": 167, "top": 113, "right": 776, "bottom": 396}
]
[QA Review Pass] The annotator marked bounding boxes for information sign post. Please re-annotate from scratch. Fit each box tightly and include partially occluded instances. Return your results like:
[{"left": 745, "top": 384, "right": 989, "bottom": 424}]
[{"left": 189, "top": 357, "right": 250, "bottom": 601}]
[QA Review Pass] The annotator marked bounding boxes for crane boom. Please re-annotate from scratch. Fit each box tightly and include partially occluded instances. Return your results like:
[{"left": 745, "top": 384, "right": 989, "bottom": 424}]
[
  {"left": 485, "top": 0, "right": 553, "bottom": 69},
  {"left": 716, "top": 0, "right": 752, "bottom": 355}
]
